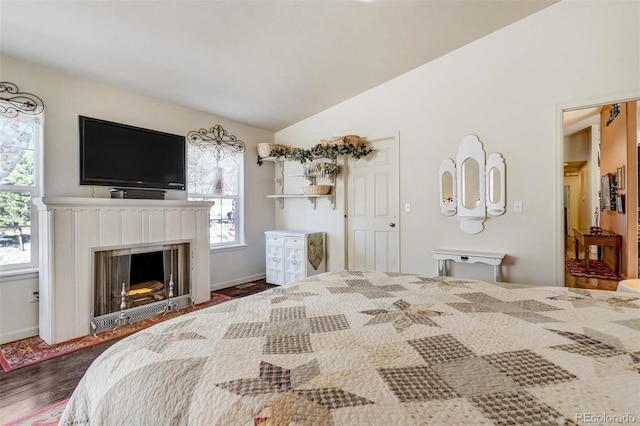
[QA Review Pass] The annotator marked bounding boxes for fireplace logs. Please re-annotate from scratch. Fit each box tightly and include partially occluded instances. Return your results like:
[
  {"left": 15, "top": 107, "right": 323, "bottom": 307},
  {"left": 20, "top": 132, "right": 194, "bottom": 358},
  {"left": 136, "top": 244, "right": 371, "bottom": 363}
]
[{"left": 111, "top": 280, "right": 166, "bottom": 311}]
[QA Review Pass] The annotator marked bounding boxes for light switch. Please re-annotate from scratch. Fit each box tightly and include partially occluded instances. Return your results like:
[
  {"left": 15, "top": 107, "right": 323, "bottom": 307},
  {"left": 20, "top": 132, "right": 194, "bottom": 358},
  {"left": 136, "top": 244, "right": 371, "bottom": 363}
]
[
  {"left": 513, "top": 201, "right": 523, "bottom": 213},
  {"left": 404, "top": 202, "right": 411, "bottom": 213}
]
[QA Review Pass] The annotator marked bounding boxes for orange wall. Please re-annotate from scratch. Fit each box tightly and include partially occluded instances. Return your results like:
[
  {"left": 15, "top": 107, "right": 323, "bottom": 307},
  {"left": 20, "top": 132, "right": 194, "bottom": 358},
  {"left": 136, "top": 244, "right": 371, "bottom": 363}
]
[
  {"left": 599, "top": 102, "right": 638, "bottom": 278},
  {"left": 626, "top": 102, "right": 638, "bottom": 278}
]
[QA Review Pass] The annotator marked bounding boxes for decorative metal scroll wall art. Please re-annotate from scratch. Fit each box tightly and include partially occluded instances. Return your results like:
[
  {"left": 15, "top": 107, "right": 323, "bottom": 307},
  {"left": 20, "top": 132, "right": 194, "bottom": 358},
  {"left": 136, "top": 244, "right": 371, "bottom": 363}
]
[
  {"left": 606, "top": 103, "right": 620, "bottom": 127},
  {"left": 0, "top": 82, "right": 45, "bottom": 118},
  {"left": 187, "top": 124, "right": 245, "bottom": 161}
]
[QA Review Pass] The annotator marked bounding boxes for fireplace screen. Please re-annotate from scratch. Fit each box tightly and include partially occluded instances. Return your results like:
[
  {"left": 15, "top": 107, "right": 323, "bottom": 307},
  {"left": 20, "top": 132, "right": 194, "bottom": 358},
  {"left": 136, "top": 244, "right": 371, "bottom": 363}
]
[{"left": 93, "top": 243, "right": 190, "bottom": 317}]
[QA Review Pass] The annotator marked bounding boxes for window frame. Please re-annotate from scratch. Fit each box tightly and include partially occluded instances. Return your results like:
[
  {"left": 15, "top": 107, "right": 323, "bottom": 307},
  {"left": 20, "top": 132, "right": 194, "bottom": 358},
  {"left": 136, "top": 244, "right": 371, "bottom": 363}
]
[
  {"left": 0, "top": 112, "right": 42, "bottom": 274},
  {"left": 187, "top": 149, "right": 244, "bottom": 250}
]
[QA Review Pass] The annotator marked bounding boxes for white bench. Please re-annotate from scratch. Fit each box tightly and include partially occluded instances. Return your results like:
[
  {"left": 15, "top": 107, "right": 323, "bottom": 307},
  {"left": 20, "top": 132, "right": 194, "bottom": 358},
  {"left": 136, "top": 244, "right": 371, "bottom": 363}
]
[{"left": 432, "top": 249, "right": 506, "bottom": 282}]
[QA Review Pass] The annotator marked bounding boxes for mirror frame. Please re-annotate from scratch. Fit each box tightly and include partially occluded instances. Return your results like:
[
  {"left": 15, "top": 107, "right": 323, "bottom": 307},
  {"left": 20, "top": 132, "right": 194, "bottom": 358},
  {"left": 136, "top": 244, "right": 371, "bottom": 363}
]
[
  {"left": 439, "top": 134, "right": 506, "bottom": 234},
  {"left": 439, "top": 158, "right": 457, "bottom": 216}
]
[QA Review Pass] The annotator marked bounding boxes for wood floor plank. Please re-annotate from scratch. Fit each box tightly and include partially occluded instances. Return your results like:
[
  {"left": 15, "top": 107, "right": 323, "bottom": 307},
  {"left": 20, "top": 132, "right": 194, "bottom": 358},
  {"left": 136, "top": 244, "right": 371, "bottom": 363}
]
[{"left": 0, "top": 338, "right": 122, "bottom": 421}]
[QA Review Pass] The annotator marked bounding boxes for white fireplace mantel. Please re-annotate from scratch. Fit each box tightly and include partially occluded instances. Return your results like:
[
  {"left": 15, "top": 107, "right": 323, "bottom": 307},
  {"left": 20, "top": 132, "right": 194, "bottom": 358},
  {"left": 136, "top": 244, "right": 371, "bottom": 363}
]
[{"left": 34, "top": 197, "right": 214, "bottom": 345}]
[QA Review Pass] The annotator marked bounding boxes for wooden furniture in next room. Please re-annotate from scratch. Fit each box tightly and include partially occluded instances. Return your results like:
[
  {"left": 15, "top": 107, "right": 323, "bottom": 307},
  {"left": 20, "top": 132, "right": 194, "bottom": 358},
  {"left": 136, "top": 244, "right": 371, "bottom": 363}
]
[{"left": 573, "top": 228, "right": 622, "bottom": 275}]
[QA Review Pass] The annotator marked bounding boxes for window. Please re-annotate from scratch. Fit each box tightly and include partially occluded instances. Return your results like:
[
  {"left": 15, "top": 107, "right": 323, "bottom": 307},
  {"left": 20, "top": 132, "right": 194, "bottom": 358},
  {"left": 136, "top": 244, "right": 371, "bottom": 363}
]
[
  {"left": 188, "top": 149, "right": 243, "bottom": 247},
  {"left": 0, "top": 111, "right": 41, "bottom": 271}
]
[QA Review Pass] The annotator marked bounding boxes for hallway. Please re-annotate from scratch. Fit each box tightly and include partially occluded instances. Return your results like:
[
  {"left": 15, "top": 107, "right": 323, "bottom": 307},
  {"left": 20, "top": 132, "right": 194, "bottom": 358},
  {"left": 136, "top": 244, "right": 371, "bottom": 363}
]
[{"left": 564, "top": 235, "right": 619, "bottom": 291}]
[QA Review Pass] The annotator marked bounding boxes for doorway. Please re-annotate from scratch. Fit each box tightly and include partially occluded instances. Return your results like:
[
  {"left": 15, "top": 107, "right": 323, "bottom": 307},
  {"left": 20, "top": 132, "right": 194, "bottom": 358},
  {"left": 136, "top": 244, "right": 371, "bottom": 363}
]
[
  {"left": 563, "top": 185, "right": 570, "bottom": 236},
  {"left": 346, "top": 133, "right": 400, "bottom": 272},
  {"left": 561, "top": 100, "right": 639, "bottom": 290}
]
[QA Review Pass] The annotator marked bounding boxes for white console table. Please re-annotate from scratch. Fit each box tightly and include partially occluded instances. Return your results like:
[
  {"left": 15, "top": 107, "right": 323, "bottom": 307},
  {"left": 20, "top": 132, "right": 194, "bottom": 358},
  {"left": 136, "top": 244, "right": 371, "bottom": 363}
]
[{"left": 432, "top": 249, "right": 506, "bottom": 282}]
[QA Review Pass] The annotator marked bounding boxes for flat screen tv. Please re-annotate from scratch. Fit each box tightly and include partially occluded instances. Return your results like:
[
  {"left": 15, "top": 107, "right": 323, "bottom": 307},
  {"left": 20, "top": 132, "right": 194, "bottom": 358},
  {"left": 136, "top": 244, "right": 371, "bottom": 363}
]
[{"left": 79, "top": 116, "right": 186, "bottom": 190}]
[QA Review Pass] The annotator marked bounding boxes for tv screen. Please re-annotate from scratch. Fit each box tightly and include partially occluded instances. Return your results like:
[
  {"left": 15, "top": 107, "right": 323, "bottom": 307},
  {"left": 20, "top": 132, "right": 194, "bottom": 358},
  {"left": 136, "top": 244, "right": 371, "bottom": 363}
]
[{"left": 79, "top": 116, "right": 186, "bottom": 190}]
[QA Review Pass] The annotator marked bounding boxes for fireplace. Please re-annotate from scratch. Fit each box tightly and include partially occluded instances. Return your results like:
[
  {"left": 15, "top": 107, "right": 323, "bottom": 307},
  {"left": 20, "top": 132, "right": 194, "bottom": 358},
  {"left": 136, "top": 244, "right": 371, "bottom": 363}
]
[
  {"left": 35, "top": 197, "right": 213, "bottom": 345},
  {"left": 91, "top": 241, "right": 192, "bottom": 333}
]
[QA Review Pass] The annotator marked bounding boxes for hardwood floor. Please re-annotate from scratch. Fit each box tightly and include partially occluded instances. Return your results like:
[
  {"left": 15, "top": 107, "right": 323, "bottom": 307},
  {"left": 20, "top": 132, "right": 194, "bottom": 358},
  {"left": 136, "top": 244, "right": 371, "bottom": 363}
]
[
  {"left": 563, "top": 235, "right": 620, "bottom": 291},
  {"left": 0, "top": 338, "right": 122, "bottom": 422}
]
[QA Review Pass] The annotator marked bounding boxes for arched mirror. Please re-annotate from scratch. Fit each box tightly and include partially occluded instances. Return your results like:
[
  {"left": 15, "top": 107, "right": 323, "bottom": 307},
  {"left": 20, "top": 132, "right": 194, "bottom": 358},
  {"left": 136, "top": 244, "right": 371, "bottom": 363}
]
[
  {"left": 455, "top": 135, "right": 486, "bottom": 234},
  {"left": 486, "top": 152, "right": 506, "bottom": 216},
  {"left": 488, "top": 167, "right": 500, "bottom": 203},
  {"left": 462, "top": 158, "right": 480, "bottom": 209},
  {"left": 439, "top": 158, "right": 456, "bottom": 215}
]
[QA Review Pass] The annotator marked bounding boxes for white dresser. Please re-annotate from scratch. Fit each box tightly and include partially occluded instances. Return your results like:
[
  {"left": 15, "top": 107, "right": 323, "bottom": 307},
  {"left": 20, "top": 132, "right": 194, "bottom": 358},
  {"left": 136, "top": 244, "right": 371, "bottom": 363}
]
[{"left": 265, "top": 230, "right": 326, "bottom": 285}]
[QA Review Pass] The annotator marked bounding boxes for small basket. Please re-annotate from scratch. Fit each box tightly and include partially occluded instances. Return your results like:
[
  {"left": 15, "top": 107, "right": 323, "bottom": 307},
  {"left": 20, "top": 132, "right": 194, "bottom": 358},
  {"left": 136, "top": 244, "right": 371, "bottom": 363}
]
[
  {"left": 302, "top": 185, "right": 332, "bottom": 195},
  {"left": 257, "top": 143, "right": 289, "bottom": 157},
  {"left": 320, "top": 135, "right": 362, "bottom": 148}
]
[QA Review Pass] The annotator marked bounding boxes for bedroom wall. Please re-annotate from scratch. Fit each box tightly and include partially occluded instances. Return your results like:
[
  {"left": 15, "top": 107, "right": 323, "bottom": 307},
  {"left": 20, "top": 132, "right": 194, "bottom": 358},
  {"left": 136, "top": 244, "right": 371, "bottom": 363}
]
[
  {"left": 274, "top": 1, "right": 640, "bottom": 286},
  {"left": 0, "top": 55, "right": 275, "bottom": 343}
]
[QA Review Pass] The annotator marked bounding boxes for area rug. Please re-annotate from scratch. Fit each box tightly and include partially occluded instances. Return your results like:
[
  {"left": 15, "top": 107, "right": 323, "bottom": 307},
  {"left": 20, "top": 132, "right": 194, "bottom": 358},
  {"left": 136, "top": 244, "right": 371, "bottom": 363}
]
[
  {"left": 565, "top": 258, "right": 621, "bottom": 280},
  {"left": 0, "top": 292, "right": 234, "bottom": 372},
  {"left": 3, "top": 399, "right": 69, "bottom": 426}
]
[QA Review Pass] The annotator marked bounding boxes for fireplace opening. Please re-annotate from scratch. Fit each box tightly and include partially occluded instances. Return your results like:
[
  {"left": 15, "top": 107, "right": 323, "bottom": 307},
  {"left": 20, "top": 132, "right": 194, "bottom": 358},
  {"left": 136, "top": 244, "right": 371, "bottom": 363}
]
[
  {"left": 131, "top": 251, "right": 164, "bottom": 287},
  {"left": 123, "top": 250, "right": 167, "bottom": 311},
  {"left": 93, "top": 242, "right": 190, "bottom": 319}
]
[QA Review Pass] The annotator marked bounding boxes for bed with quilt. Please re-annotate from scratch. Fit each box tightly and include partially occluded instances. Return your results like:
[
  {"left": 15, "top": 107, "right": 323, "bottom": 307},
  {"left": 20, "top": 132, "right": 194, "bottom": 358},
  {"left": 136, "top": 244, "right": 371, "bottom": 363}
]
[{"left": 61, "top": 271, "right": 640, "bottom": 425}]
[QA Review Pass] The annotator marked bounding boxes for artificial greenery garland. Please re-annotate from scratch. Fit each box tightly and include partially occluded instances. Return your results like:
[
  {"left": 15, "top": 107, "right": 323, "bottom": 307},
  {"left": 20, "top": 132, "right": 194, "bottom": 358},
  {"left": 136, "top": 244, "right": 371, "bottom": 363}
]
[{"left": 257, "top": 137, "right": 373, "bottom": 166}]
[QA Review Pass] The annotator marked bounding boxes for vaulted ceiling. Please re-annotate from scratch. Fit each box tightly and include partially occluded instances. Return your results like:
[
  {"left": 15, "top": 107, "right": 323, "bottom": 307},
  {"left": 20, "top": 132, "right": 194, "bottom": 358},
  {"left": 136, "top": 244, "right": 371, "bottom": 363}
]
[{"left": 1, "top": 1, "right": 555, "bottom": 131}]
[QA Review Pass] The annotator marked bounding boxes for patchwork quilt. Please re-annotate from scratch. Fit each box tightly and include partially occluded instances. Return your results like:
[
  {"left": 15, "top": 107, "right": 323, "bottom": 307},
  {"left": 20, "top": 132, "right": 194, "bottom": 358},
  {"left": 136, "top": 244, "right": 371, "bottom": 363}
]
[{"left": 60, "top": 271, "right": 640, "bottom": 425}]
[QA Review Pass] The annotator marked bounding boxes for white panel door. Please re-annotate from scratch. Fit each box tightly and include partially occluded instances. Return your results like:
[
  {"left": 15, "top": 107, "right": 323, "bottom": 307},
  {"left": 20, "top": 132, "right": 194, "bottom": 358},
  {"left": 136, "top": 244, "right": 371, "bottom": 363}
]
[{"left": 347, "top": 135, "right": 399, "bottom": 272}]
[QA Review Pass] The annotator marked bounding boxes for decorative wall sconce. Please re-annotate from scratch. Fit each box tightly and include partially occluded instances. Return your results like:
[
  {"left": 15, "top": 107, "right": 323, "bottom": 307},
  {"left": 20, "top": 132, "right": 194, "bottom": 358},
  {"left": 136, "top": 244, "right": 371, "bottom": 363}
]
[
  {"left": 187, "top": 124, "right": 245, "bottom": 162},
  {"left": 0, "top": 82, "right": 45, "bottom": 118},
  {"left": 439, "top": 135, "right": 506, "bottom": 234}
]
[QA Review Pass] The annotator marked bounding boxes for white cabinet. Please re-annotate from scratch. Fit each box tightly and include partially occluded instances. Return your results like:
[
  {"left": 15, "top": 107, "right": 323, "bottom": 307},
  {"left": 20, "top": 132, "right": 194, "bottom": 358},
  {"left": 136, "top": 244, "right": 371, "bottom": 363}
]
[{"left": 265, "top": 230, "right": 326, "bottom": 285}]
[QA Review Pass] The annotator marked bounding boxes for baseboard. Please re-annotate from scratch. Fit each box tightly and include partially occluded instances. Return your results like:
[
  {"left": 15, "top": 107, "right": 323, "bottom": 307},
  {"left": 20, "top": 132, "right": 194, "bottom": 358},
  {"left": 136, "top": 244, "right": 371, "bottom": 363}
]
[
  {"left": 210, "top": 273, "right": 266, "bottom": 291},
  {"left": 0, "top": 326, "right": 39, "bottom": 345}
]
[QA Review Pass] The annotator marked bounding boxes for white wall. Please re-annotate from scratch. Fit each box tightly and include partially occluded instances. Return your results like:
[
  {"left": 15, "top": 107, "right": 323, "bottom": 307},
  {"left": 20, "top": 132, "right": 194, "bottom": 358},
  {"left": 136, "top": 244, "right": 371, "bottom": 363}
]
[
  {"left": 275, "top": 1, "right": 640, "bottom": 286},
  {"left": 0, "top": 55, "right": 275, "bottom": 343},
  {"left": 0, "top": 273, "right": 39, "bottom": 343}
]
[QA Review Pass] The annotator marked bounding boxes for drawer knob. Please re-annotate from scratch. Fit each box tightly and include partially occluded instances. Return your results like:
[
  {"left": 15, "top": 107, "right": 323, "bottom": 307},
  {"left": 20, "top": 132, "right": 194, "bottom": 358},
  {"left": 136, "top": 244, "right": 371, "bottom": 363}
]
[
  {"left": 272, "top": 257, "right": 278, "bottom": 262},
  {"left": 291, "top": 259, "right": 298, "bottom": 265},
  {"left": 460, "top": 256, "right": 469, "bottom": 261}
]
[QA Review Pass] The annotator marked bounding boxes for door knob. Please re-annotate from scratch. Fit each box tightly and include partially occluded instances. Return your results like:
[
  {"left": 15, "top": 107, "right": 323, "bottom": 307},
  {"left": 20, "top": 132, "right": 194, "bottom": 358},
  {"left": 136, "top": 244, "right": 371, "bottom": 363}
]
[{"left": 389, "top": 223, "right": 396, "bottom": 228}]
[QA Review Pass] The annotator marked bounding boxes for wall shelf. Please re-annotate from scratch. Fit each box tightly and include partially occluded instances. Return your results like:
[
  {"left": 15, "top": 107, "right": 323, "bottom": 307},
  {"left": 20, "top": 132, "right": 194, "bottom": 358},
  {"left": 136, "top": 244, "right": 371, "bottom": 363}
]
[
  {"left": 267, "top": 193, "right": 335, "bottom": 209},
  {"left": 263, "top": 156, "right": 337, "bottom": 210},
  {"left": 261, "top": 156, "right": 282, "bottom": 163}
]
